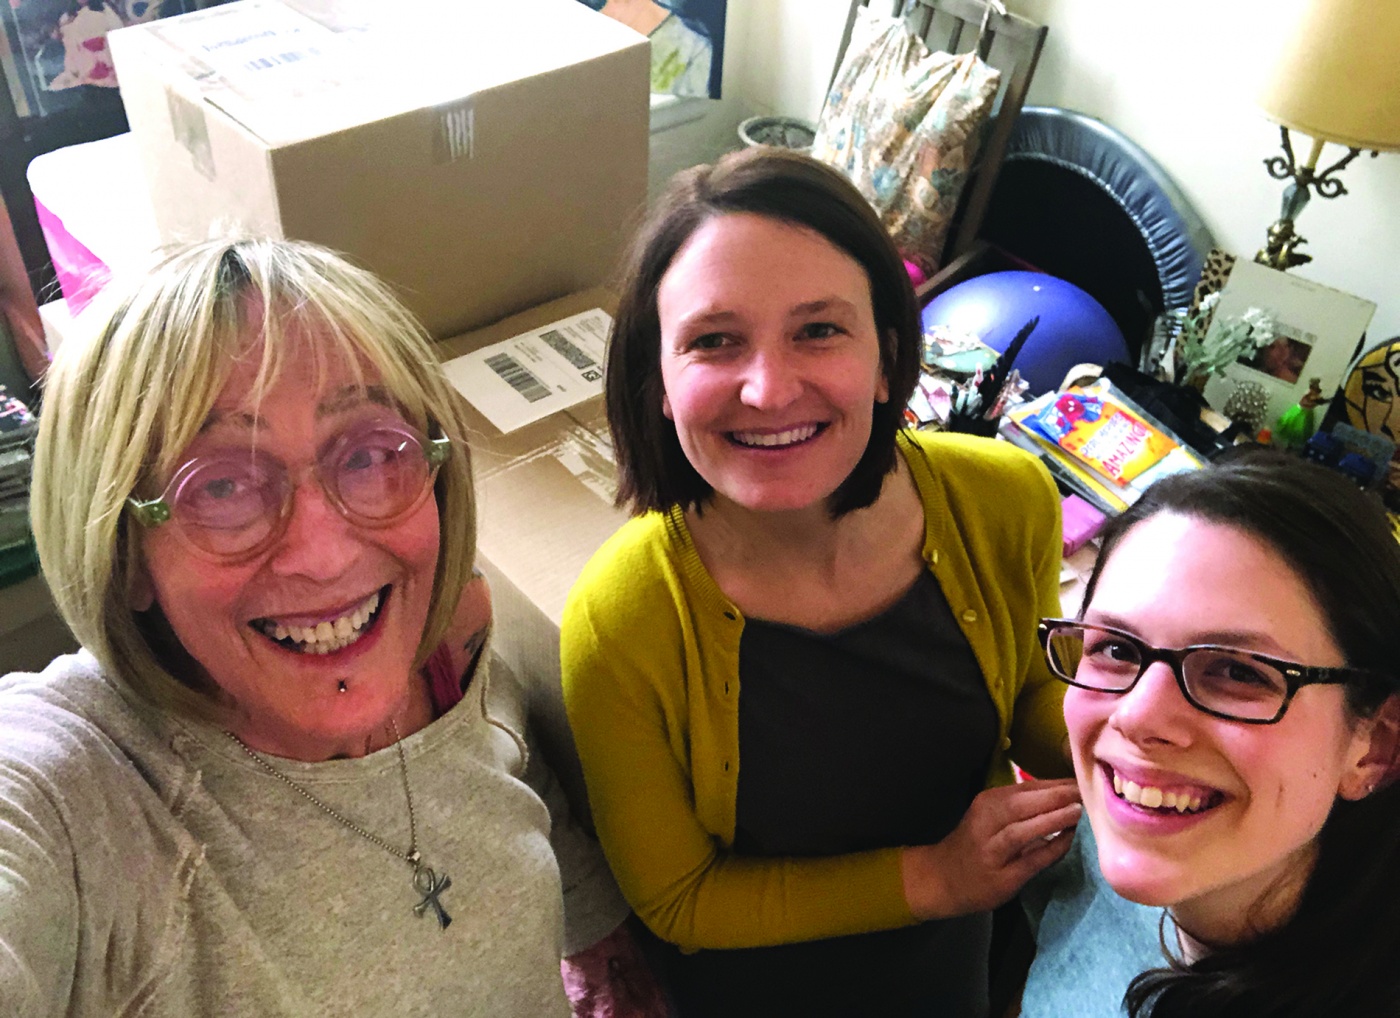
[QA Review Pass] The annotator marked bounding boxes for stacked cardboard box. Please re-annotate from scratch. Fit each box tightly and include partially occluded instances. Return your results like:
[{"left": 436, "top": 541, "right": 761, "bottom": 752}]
[
  {"left": 110, "top": 0, "right": 650, "bottom": 339},
  {"left": 438, "top": 289, "right": 629, "bottom": 825}
]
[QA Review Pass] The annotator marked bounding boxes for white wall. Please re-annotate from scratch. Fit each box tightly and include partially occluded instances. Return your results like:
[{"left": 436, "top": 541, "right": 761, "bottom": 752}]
[{"left": 653, "top": 0, "right": 1400, "bottom": 342}]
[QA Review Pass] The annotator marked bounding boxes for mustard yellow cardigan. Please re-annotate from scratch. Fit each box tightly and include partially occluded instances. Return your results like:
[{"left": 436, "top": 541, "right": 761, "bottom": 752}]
[{"left": 561, "top": 430, "right": 1068, "bottom": 952}]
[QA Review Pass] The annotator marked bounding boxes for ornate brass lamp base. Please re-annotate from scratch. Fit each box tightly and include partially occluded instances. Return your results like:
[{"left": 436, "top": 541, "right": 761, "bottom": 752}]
[{"left": 1254, "top": 126, "right": 1374, "bottom": 272}]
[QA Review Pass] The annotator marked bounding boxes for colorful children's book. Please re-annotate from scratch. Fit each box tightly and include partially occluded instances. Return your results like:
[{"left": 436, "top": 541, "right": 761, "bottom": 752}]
[
  {"left": 1026, "top": 382, "right": 1175, "bottom": 484},
  {"left": 1006, "top": 379, "right": 1204, "bottom": 513},
  {"left": 1001, "top": 418, "right": 1131, "bottom": 514}
]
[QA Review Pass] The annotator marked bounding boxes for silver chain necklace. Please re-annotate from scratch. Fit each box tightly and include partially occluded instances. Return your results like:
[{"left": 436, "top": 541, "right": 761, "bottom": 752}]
[{"left": 227, "top": 718, "right": 453, "bottom": 928}]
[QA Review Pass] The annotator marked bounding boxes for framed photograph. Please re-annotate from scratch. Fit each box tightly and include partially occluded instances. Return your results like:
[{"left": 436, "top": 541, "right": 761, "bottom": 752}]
[
  {"left": 2, "top": 0, "right": 191, "bottom": 120},
  {"left": 1200, "top": 260, "right": 1376, "bottom": 428},
  {"left": 575, "top": 0, "right": 726, "bottom": 98}
]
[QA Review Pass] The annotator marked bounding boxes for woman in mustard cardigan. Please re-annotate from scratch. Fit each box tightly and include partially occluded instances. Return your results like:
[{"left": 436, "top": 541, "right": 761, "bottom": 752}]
[{"left": 561, "top": 148, "right": 1078, "bottom": 1016}]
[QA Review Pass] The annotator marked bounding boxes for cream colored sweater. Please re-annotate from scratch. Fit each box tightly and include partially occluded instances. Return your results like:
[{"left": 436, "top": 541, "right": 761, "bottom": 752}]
[{"left": 0, "top": 648, "right": 626, "bottom": 1016}]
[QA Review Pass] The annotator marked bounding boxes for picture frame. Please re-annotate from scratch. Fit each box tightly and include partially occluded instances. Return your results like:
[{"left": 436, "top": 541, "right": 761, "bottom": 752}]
[
  {"left": 1200, "top": 259, "right": 1376, "bottom": 429},
  {"left": 576, "top": 0, "right": 726, "bottom": 99},
  {"left": 2, "top": 0, "right": 191, "bottom": 121}
]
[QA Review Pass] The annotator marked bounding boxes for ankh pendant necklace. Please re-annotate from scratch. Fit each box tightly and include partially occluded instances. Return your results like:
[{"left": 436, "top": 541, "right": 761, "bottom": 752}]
[{"left": 228, "top": 717, "right": 453, "bottom": 929}]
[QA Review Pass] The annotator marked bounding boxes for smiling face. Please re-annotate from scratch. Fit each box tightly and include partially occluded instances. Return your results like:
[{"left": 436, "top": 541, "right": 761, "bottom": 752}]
[
  {"left": 1065, "top": 512, "right": 1376, "bottom": 943},
  {"left": 655, "top": 212, "right": 889, "bottom": 515},
  {"left": 138, "top": 331, "right": 441, "bottom": 761}
]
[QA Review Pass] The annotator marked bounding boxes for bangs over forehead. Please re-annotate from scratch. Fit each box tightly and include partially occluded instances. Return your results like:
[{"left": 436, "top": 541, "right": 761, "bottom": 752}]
[{"left": 144, "top": 242, "right": 437, "bottom": 478}]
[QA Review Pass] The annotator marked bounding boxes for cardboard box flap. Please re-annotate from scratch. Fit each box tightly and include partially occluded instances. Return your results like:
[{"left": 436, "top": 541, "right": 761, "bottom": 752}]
[
  {"left": 477, "top": 432, "right": 626, "bottom": 629},
  {"left": 116, "top": 0, "right": 646, "bottom": 149}
]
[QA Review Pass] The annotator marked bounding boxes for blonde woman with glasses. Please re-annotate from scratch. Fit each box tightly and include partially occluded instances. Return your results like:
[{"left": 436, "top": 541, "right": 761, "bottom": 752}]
[{"left": 0, "top": 239, "right": 651, "bottom": 1016}]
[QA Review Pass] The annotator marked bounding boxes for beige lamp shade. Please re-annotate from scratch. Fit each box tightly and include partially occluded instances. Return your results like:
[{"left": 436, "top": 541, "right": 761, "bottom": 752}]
[{"left": 1257, "top": 0, "right": 1400, "bottom": 152}]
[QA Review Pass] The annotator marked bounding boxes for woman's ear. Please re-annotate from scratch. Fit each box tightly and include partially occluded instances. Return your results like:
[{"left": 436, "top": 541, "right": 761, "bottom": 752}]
[
  {"left": 1339, "top": 694, "right": 1400, "bottom": 800},
  {"left": 876, "top": 329, "right": 896, "bottom": 405}
]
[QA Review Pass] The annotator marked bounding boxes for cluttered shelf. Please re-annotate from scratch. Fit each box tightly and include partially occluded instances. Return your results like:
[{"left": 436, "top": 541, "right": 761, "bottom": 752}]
[
  {"left": 0, "top": 383, "right": 76, "bottom": 673},
  {"left": 904, "top": 249, "right": 1399, "bottom": 559}
]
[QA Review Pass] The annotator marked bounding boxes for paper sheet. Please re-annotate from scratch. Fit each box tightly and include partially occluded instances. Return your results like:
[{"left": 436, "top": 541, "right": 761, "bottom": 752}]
[{"left": 443, "top": 309, "right": 612, "bottom": 433}]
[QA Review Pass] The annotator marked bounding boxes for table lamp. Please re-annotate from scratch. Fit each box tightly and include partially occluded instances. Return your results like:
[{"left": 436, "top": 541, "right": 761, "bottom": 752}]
[{"left": 1254, "top": 0, "right": 1400, "bottom": 270}]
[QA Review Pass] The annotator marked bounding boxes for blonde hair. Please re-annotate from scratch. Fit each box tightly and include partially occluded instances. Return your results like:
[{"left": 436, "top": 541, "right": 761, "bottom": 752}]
[{"left": 31, "top": 238, "right": 476, "bottom": 720}]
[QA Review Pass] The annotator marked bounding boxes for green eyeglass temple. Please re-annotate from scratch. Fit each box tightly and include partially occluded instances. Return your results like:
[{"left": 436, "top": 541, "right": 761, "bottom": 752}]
[
  {"left": 126, "top": 435, "right": 451, "bottom": 530},
  {"left": 128, "top": 499, "right": 172, "bottom": 528},
  {"left": 425, "top": 435, "right": 452, "bottom": 466}
]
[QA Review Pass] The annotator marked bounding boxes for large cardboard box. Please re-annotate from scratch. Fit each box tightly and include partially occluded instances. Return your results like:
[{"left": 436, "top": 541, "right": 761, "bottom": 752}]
[
  {"left": 439, "top": 288, "right": 629, "bottom": 824},
  {"left": 110, "top": 0, "right": 649, "bottom": 339}
]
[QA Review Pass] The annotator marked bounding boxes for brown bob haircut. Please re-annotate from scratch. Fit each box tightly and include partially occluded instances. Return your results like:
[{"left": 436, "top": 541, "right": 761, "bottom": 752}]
[{"left": 606, "top": 146, "right": 923, "bottom": 517}]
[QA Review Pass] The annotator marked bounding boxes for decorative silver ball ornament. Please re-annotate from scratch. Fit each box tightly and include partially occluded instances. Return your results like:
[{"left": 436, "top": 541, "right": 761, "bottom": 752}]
[{"left": 1224, "top": 380, "right": 1270, "bottom": 433}]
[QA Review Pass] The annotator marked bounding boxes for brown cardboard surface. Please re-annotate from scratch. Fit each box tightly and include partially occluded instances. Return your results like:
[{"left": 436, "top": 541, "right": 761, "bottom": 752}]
[
  {"left": 436, "top": 287, "right": 616, "bottom": 360},
  {"left": 475, "top": 429, "right": 627, "bottom": 829},
  {"left": 476, "top": 437, "right": 624, "bottom": 630},
  {"left": 110, "top": 0, "right": 648, "bottom": 340},
  {"left": 436, "top": 289, "right": 626, "bottom": 825}
]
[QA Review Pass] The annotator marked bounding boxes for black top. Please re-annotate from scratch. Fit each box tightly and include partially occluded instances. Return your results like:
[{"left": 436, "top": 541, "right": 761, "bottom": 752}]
[{"left": 646, "top": 569, "right": 1000, "bottom": 1018}]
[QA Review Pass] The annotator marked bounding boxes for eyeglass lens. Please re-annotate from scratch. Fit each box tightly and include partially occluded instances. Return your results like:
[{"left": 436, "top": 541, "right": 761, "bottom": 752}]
[
  {"left": 167, "top": 423, "right": 435, "bottom": 557},
  {"left": 1046, "top": 624, "right": 1290, "bottom": 722}
]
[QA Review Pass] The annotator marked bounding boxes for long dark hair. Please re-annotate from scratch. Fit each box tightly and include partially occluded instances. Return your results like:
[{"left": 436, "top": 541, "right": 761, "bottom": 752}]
[
  {"left": 605, "top": 146, "right": 922, "bottom": 518},
  {"left": 1079, "top": 451, "right": 1400, "bottom": 1017}
]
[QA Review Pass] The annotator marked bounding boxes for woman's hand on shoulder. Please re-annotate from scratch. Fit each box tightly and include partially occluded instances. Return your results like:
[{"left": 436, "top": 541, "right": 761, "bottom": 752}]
[{"left": 901, "top": 778, "right": 1081, "bottom": 920}]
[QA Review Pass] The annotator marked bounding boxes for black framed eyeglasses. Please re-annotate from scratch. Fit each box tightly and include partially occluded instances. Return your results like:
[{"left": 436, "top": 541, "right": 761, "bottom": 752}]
[
  {"left": 1038, "top": 618, "right": 1370, "bottom": 724},
  {"left": 128, "top": 418, "right": 450, "bottom": 563}
]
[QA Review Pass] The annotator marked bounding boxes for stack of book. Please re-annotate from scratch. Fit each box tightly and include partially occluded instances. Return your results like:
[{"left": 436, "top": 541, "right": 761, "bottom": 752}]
[
  {"left": 0, "top": 385, "right": 38, "bottom": 556},
  {"left": 1003, "top": 378, "right": 1204, "bottom": 515}
]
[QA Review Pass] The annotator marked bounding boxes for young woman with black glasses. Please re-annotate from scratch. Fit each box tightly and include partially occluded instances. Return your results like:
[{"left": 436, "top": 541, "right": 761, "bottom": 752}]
[{"left": 1022, "top": 451, "right": 1400, "bottom": 1018}]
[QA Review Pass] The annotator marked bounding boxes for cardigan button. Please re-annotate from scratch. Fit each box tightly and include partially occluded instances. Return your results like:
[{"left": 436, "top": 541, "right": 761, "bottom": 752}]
[
  {"left": 961, "top": 609, "right": 978, "bottom": 623},
  {"left": 1000, "top": 736, "right": 1012, "bottom": 750}
]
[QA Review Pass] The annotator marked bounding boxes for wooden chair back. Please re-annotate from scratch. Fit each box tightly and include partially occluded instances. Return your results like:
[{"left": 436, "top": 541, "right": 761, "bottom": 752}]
[{"left": 829, "top": 0, "right": 1048, "bottom": 268}]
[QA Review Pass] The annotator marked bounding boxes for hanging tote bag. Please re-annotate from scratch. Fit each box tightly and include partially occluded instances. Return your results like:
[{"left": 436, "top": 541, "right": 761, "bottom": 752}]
[{"left": 812, "top": 7, "right": 1001, "bottom": 274}]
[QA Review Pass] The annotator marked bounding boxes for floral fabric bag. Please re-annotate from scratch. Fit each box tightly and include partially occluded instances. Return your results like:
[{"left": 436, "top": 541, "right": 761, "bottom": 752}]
[{"left": 811, "top": 7, "right": 1001, "bottom": 275}]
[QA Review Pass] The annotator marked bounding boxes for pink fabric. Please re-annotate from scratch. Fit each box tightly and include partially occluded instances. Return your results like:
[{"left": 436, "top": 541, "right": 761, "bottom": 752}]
[
  {"left": 561, "top": 923, "right": 669, "bottom": 1017},
  {"left": 423, "top": 644, "right": 468, "bottom": 714},
  {"left": 903, "top": 258, "right": 929, "bottom": 288},
  {"left": 32, "top": 197, "right": 110, "bottom": 314}
]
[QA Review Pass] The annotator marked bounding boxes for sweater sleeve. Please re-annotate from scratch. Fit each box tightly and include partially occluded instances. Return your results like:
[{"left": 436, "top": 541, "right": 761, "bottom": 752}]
[
  {"left": 478, "top": 654, "right": 631, "bottom": 956},
  {"left": 0, "top": 731, "right": 80, "bottom": 1016},
  {"left": 520, "top": 729, "right": 631, "bottom": 956},
  {"left": 561, "top": 535, "right": 913, "bottom": 953},
  {"left": 1006, "top": 452, "right": 1072, "bottom": 780}
]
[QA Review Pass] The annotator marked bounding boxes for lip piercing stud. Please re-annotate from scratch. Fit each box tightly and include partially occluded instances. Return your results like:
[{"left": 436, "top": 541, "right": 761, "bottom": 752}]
[{"left": 337, "top": 680, "right": 348, "bottom": 694}]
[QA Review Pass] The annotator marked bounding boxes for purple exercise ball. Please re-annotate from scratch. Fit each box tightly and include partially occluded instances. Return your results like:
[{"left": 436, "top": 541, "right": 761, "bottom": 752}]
[{"left": 921, "top": 271, "right": 1128, "bottom": 395}]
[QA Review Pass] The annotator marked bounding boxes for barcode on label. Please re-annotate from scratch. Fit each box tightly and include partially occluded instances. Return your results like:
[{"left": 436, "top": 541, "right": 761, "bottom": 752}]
[
  {"left": 245, "top": 48, "right": 318, "bottom": 72},
  {"left": 539, "top": 329, "right": 598, "bottom": 371},
  {"left": 485, "top": 353, "right": 551, "bottom": 403}
]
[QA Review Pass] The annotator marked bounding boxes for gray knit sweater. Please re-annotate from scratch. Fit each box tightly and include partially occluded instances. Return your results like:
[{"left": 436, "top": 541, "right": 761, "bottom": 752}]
[{"left": 0, "top": 649, "right": 628, "bottom": 1016}]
